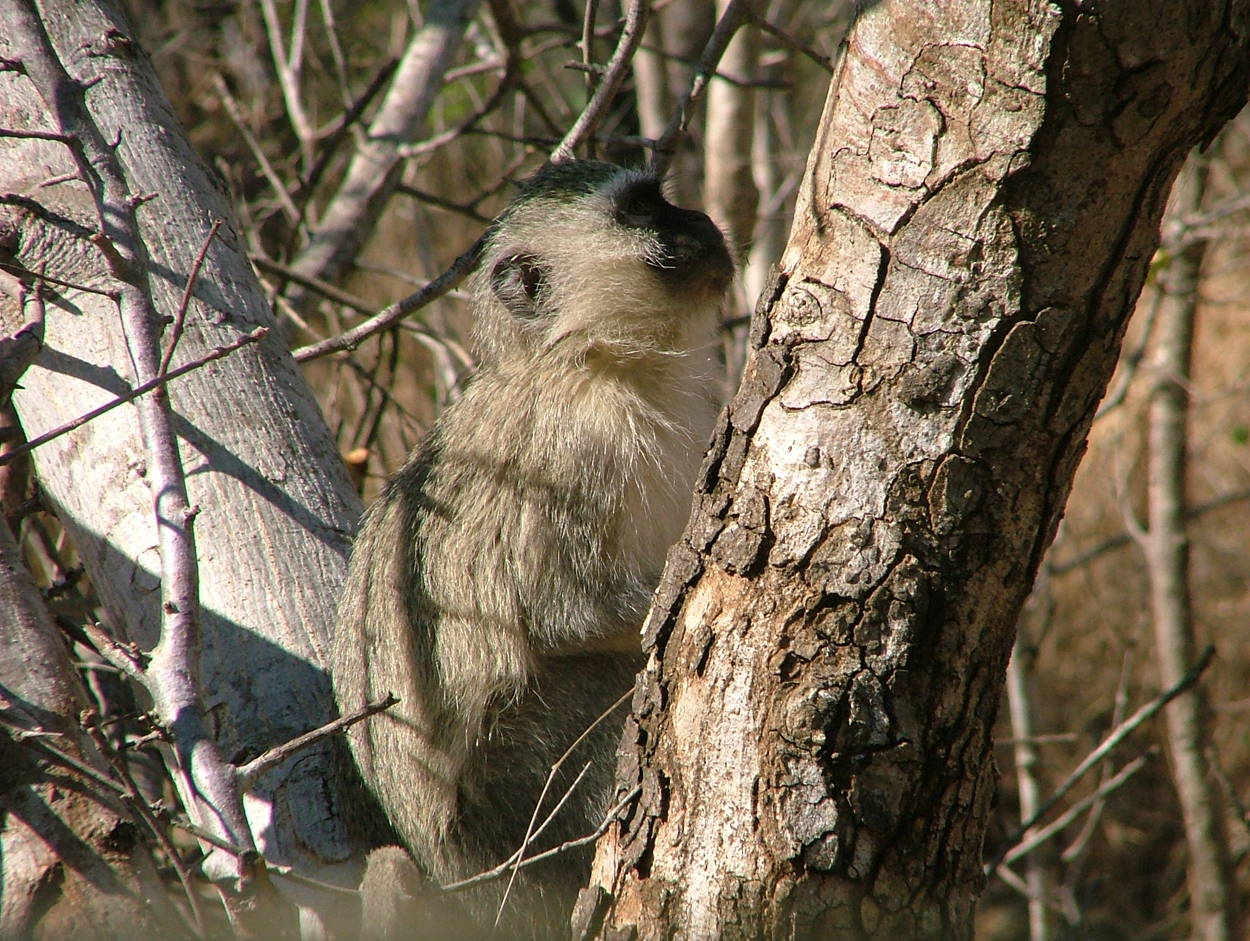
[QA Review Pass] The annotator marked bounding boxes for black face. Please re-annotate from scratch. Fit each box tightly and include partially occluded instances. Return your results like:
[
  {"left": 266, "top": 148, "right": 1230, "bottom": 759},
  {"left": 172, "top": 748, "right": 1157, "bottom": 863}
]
[{"left": 611, "top": 178, "right": 735, "bottom": 295}]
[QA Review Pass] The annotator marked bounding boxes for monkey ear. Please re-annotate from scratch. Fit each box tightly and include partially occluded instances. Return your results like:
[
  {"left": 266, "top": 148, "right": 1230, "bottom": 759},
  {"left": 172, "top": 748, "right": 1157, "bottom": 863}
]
[{"left": 490, "top": 251, "right": 549, "bottom": 320}]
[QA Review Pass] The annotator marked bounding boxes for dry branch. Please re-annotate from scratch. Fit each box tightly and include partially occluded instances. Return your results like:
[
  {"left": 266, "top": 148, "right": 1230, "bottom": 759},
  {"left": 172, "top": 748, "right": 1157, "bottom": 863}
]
[
  {"left": 284, "top": 0, "right": 483, "bottom": 303},
  {"left": 236, "top": 693, "right": 398, "bottom": 791},
  {"left": 6, "top": 5, "right": 284, "bottom": 932},
  {"left": 0, "top": 328, "right": 268, "bottom": 469},
  {"left": 986, "top": 645, "right": 1215, "bottom": 879}
]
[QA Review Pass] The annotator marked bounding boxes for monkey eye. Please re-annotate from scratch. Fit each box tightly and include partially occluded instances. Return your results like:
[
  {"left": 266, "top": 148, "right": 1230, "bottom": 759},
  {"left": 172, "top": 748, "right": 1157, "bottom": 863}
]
[{"left": 614, "top": 185, "right": 665, "bottom": 228}]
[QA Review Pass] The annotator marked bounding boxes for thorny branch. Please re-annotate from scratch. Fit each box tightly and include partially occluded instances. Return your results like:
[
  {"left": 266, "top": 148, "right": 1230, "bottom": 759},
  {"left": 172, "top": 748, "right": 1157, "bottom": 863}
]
[
  {"left": 0, "top": 328, "right": 268, "bottom": 469},
  {"left": 4, "top": 3, "right": 275, "bottom": 927}
]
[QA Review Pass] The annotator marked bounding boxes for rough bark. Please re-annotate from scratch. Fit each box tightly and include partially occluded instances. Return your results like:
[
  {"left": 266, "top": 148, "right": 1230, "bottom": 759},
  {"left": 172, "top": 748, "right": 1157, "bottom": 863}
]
[
  {"left": 581, "top": 2, "right": 1250, "bottom": 939},
  {"left": 0, "top": 0, "right": 366, "bottom": 932},
  {"left": 1145, "top": 157, "right": 1243, "bottom": 941},
  {"left": 0, "top": 516, "right": 190, "bottom": 940}
]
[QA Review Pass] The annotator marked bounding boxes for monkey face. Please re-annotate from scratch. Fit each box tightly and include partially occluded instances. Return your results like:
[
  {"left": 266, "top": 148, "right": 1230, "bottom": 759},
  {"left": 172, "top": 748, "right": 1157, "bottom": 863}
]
[{"left": 471, "top": 161, "right": 735, "bottom": 366}]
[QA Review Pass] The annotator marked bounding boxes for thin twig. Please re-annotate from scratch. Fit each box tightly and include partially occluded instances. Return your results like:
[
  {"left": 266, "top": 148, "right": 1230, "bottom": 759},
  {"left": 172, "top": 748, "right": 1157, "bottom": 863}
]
[
  {"left": 81, "top": 711, "right": 208, "bottom": 938},
  {"left": 80, "top": 621, "right": 150, "bottom": 680},
  {"left": 1050, "top": 488, "right": 1250, "bottom": 576},
  {"left": 300, "top": 58, "right": 398, "bottom": 194},
  {"left": 160, "top": 221, "right": 222, "bottom": 376},
  {"left": 550, "top": 0, "right": 649, "bottom": 162},
  {"left": 444, "top": 784, "right": 641, "bottom": 892},
  {"left": 394, "top": 182, "right": 492, "bottom": 222},
  {"left": 292, "top": 234, "right": 487, "bottom": 362},
  {"left": 984, "top": 645, "right": 1214, "bottom": 878},
  {"left": 580, "top": 0, "right": 601, "bottom": 155},
  {"left": 994, "top": 864, "right": 1068, "bottom": 916},
  {"left": 0, "top": 127, "right": 72, "bottom": 143},
  {"left": 253, "top": 255, "right": 375, "bottom": 314},
  {"left": 1001, "top": 753, "right": 1151, "bottom": 867},
  {"left": 495, "top": 688, "right": 632, "bottom": 924},
  {"left": 751, "top": 12, "right": 833, "bottom": 72},
  {"left": 650, "top": 0, "right": 753, "bottom": 173},
  {"left": 236, "top": 694, "right": 398, "bottom": 790},
  {"left": 1095, "top": 281, "right": 1163, "bottom": 420},
  {"left": 1062, "top": 642, "right": 1137, "bottom": 866},
  {"left": 396, "top": 62, "right": 518, "bottom": 159},
  {"left": 213, "top": 73, "right": 301, "bottom": 224},
  {"left": 0, "top": 328, "right": 268, "bottom": 468},
  {"left": 0, "top": 260, "right": 116, "bottom": 298},
  {"left": 258, "top": 0, "right": 316, "bottom": 166}
]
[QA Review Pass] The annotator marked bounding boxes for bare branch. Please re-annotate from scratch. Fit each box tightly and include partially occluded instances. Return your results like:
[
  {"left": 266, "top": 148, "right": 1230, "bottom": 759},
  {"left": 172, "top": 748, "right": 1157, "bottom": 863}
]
[
  {"left": 160, "top": 220, "right": 222, "bottom": 376},
  {"left": 751, "top": 12, "right": 833, "bottom": 73},
  {"left": 1002, "top": 753, "right": 1151, "bottom": 867},
  {"left": 213, "top": 74, "right": 301, "bottom": 225},
  {"left": 985, "top": 645, "right": 1215, "bottom": 878},
  {"left": 649, "top": 0, "right": 753, "bottom": 173},
  {"left": 258, "top": 0, "right": 316, "bottom": 167},
  {"left": 393, "top": 182, "right": 492, "bottom": 221},
  {"left": 0, "top": 260, "right": 116, "bottom": 298},
  {"left": 1050, "top": 488, "right": 1250, "bottom": 576},
  {"left": 284, "top": 0, "right": 483, "bottom": 300},
  {"left": 0, "top": 276, "right": 45, "bottom": 397},
  {"left": 0, "top": 328, "right": 268, "bottom": 469},
  {"left": 495, "top": 688, "right": 632, "bottom": 924},
  {"left": 236, "top": 694, "right": 398, "bottom": 791},
  {"left": 80, "top": 620, "right": 150, "bottom": 680},
  {"left": 252, "top": 255, "right": 376, "bottom": 315},
  {"left": 550, "top": 0, "right": 649, "bottom": 162},
  {"left": 292, "top": 233, "right": 487, "bottom": 362},
  {"left": 6, "top": 10, "right": 272, "bottom": 924},
  {"left": 84, "top": 713, "right": 210, "bottom": 938},
  {"left": 443, "top": 784, "right": 642, "bottom": 892}
]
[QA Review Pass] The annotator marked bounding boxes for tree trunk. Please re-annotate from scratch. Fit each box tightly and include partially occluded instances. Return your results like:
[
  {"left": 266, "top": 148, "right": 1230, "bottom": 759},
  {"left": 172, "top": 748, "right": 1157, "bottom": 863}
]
[
  {"left": 0, "top": 0, "right": 367, "bottom": 932},
  {"left": 0, "top": 516, "right": 190, "bottom": 940},
  {"left": 580, "top": 2, "right": 1250, "bottom": 939},
  {"left": 1144, "top": 156, "right": 1243, "bottom": 941}
]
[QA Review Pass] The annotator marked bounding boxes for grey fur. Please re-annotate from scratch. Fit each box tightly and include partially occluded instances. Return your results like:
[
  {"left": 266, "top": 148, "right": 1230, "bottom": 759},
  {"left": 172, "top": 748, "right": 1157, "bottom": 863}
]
[{"left": 332, "top": 161, "right": 733, "bottom": 937}]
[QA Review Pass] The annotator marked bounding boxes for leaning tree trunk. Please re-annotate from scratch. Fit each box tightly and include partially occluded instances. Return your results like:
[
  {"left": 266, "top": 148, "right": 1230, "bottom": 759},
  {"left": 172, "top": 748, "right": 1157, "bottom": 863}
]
[
  {"left": 0, "top": 0, "right": 365, "bottom": 934},
  {"left": 579, "top": 2, "right": 1250, "bottom": 939}
]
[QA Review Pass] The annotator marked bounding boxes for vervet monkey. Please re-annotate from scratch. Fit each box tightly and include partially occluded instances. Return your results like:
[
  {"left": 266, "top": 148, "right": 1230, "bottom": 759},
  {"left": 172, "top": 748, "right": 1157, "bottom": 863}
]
[{"left": 332, "top": 160, "right": 734, "bottom": 936}]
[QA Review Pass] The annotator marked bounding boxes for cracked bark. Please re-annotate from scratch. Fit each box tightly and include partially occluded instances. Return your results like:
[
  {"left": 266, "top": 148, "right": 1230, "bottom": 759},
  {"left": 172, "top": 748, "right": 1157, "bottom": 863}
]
[{"left": 579, "top": 2, "right": 1250, "bottom": 939}]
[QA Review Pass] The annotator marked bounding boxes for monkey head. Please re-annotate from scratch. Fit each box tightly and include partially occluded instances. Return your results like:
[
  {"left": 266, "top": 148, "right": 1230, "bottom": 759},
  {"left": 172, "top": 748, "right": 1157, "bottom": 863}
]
[{"left": 470, "top": 161, "right": 735, "bottom": 367}]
